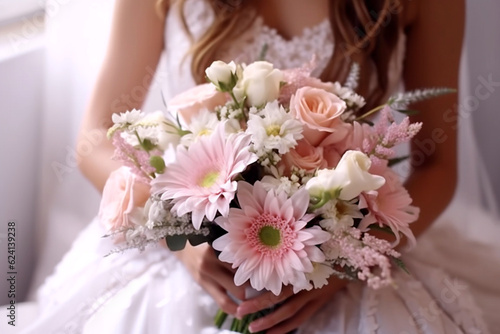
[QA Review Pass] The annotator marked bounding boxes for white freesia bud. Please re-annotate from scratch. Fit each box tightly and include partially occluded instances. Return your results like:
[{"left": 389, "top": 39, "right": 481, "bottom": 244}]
[
  {"left": 205, "top": 60, "right": 237, "bottom": 91},
  {"left": 306, "top": 151, "right": 385, "bottom": 202},
  {"left": 233, "top": 61, "right": 283, "bottom": 107}
]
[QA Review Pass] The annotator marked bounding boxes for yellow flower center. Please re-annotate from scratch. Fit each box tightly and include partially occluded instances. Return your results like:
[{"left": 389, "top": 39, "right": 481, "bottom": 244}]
[
  {"left": 258, "top": 226, "right": 281, "bottom": 247},
  {"left": 335, "top": 201, "right": 349, "bottom": 217},
  {"left": 266, "top": 124, "right": 281, "bottom": 137},
  {"left": 200, "top": 171, "right": 219, "bottom": 188},
  {"left": 198, "top": 128, "right": 212, "bottom": 136}
]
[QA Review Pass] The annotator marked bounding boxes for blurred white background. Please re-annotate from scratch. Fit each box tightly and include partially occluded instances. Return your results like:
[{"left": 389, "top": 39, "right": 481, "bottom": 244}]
[{"left": 0, "top": 0, "right": 498, "bottom": 309}]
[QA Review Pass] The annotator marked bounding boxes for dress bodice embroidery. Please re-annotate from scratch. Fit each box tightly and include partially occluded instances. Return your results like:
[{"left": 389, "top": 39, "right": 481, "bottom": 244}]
[{"left": 163, "top": 0, "right": 404, "bottom": 103}]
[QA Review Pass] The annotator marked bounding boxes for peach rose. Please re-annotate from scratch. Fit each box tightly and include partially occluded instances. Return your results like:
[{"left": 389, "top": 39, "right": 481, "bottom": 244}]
[
  {"left": 280, "top": 139, "right": 328, "bottom": 175},
  {"left": 168, "top": 83, "right": 228, "bottom": 125},
  {"left": 290, "top": 87, "right": 347, "bottom": 146},
  {"left": 98, "top": 167, "right": 150, "bottom": 232}
]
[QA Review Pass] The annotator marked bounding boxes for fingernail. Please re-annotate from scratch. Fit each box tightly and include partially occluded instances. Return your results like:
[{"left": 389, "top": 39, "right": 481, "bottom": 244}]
[
  {"left": 236, "top": 305, "right": 248, "bottom": 318},
  {"left": 248, "top": 321, "right": 260, "bottom": 333}
]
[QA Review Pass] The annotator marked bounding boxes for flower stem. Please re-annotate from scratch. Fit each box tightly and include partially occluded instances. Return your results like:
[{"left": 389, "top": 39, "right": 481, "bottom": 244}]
[
  {"left": 229, "top": 91, "right": 248, "bottom": 122},
  {"left": 309, "top": 192, "right": 333, "bottom": 210},
  {"left": 354, "top": 104, "right": 387, "bottom": 121},
  {"left": 214, "top": 309, "right": 228, "bottom": 328}
]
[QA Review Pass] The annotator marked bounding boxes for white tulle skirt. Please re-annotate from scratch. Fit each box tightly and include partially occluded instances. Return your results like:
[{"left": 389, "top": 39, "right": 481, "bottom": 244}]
[{"left": 22, "top": 201, "right": 500, "bottom": 334}]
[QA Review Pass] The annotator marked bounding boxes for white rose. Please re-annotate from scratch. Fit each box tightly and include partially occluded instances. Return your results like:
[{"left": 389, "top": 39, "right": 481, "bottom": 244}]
[
  {"left": 205, "top": 60, "right": 237, "bottom": 91},
  {"left": 233, "top": 61, "right": 283, "bottom": 107},
  {"left": 306, "top": 151, "right": 385, "bottom": 201}
]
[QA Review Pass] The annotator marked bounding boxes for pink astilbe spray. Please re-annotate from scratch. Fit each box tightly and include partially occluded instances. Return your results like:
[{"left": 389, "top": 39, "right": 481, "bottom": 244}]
[
  {"left": 323, "top": 228, "right": 399, "bottom": 289},
  {"left": 368, "top": 107, "right": 422, "bottom": 160},
  {"left": 279, "top": 58, "right": 336, "bottom": 104},
  {"left": 112, "top": 132, "right": 157, "bottom": 184}
]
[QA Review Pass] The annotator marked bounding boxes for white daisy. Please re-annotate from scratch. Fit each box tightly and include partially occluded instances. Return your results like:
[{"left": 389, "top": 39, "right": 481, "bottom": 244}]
[
  {"left": 112, "top": 109, "right": 143, "bottom": 125},
  {"left": 247, "top": 100, "right": 303, "bottom": 155},
  {"left": 306, "top": 262, "right": 335, "bottom": 289},
  {"left": 317, "top": 199, "right": 363, "bottom": 232},
  {"left": 120, "top": 112, "right": 181, "bottom": 151},
  {"left": 320, "top": 238, "right": 341, "bottom": 261},
  {"left": 180, "top": 109, "right": 238, "bottom": 147}
]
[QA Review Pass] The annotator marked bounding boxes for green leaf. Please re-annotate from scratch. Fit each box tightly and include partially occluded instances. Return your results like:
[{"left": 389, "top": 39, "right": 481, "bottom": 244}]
[
  {"left": 258, "top": 43, "right": 268, "bottom": 61},
  {"left": 165, "top": 235, "right": 187, "bottom": 251},
  {"left": 368, "top": 224, "right": 395, "bottom": 236},
  {"left": 141, "top": 138, "right": 156, "bottom": 152},
  {"left": 358, "top": 119, "right": 374, "bottom": 126},
  {"left": 388, "top": 155, "right": 410, "bottom": 167},
  {"left": 149, "top": 155, "right": 166, "bottom": 174},
  {"left": 188, "top": 234, "right": 209, "bottom": 247},
  {"left": 392, "top": 257, "right": 411, "bottom": 275},
  {"left": 395, "top": 109, "right": 419, "bottom": 116}
]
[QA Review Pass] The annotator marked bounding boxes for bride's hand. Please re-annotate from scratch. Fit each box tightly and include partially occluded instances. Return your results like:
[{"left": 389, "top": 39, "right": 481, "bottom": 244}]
[
  {"left": 174, "top": 243, "right": 248, "bottom": 316},
  {"left": 236, "top": 276, "right": 348, "bottom": 334}
]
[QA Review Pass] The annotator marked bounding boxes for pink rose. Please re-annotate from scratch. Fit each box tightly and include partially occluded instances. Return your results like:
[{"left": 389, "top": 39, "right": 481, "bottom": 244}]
[
  {"left": 290, "top": 87, "right": 347, "bottom": 146},
  {"left": 320, "top": 122, "right": 376, "bottom": 168},
  {"left": 279, "top": 69, "right": 336, "bottom": 104},
  {"left": 98, "top": 167, "right": 150, "bottom": 232},
  {"left": 168, "top": 83, "right": 228, "bottom": 124},
  {"left": 280, "top": 139, "right": 328, "bottom": 175},
  {"left": 319, "top": 121, "right": 366, "bottom": 168}
]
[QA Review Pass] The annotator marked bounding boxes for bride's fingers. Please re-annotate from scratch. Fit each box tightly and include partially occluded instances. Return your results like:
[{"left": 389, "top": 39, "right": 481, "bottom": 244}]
[
  {"left": 236, "top": 286, "right": 294, "bottom": 317},
  {"left": 208, "top": 266, "right": 247, "bottom": 301},
  {"left": 263, "top": 299, "right": 321, "bottom": 334},
  {"left": 247, "top": 294, "right": 306, "bottom": 333},
  {"left": 199, "top": 256, "right": 247, "bottom": 300},
  {"left": 200, "top": 276, "right": 239, "bottom": 316},
  {"left": 217, "top": 259, "right": 237, "bottom": 273}
]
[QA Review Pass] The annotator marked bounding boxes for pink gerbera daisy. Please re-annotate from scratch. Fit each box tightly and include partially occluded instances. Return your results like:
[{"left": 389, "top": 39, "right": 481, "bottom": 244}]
[
  {"left": 358, "top": 167, "right": 419, "bottom": 248},
  {"left": 213, "top": 181, "right": 331, "bottom": 295},
  {"left": 151, "top": 123, "right": 257, "bottom": 229}
]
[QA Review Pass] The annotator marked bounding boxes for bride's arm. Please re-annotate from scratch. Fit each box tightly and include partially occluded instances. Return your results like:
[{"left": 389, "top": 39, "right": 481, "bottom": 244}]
[
  {"left": 78, "top": 0, "right": 246, "bottom": 316},
  {"left": 237, "top": 1, "right": 465, "bottom": 333},
  {"left": 77, "top": 0, "right": 166, "bottom": 192},
  {"left": 400, "top": 0, "right": 464, "bottom": 241}
]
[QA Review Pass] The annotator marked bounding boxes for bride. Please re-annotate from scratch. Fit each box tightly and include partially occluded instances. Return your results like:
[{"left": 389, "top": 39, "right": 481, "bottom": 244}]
[{"left": 22, "top": 0, "right": 500, "bottom": 333}]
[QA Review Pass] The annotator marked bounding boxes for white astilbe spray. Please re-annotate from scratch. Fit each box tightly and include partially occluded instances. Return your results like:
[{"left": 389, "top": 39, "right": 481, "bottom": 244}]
[
  {"left": 330, "top": 82, "right": 366, "bottom": 111},
  {"left": 218, "top": 102, "right": 244, "bottom": 121},
  {"left": 260, "top": 174, "right": 302, "bottom": 197},
  {"left": 344, "top": 62, "right": 360, "bottom": 90},
  {"left": 107, "top": 196, "right": 210, "bottom": 254},
  {"left": 388, "top": 87, "right": 456, "bottom": 110}
]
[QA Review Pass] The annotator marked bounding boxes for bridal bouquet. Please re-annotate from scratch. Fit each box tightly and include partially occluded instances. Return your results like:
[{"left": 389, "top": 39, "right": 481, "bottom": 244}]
[{"left": 100, "top": 59, "right": 451, "bottom": 332}]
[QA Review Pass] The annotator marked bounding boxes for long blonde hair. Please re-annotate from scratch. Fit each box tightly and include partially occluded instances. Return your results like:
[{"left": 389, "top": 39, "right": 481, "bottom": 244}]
[{"left": 157, "top": 0, "right": 402, "bottom": 109}]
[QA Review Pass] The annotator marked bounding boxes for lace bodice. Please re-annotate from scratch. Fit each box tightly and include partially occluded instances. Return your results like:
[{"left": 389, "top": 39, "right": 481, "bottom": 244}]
[
  {"left": 220, "top": 17, "right": 334, "bottom": 78},
  {"left": 163, "top": 0, "right": 406, "bottom": 103}
]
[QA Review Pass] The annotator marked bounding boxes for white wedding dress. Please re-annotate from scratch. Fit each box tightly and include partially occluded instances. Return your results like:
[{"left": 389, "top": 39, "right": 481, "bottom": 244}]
[{"left": 22, "top": 1, "right": 500, "bottom": 333}]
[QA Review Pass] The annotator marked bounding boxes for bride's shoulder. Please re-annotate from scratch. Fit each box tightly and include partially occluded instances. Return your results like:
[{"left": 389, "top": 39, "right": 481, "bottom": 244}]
[{"left": 400, "top": 0, "right": 465, "bottom": 30}]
